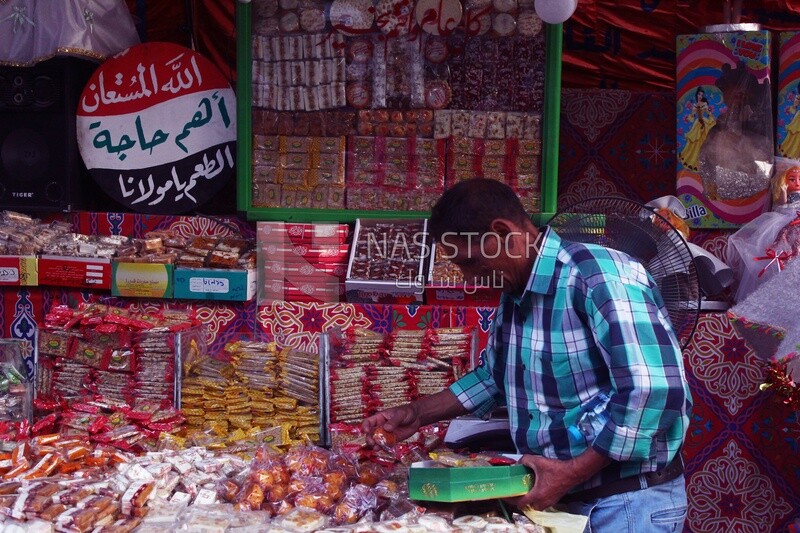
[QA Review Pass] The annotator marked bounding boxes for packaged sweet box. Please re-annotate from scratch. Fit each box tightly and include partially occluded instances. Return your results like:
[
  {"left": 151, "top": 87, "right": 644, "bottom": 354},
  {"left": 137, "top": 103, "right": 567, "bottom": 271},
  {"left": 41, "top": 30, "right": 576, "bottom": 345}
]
[
  {"left": 409, "top": 453, "right": 533, "bottom": 503},
  {"left": 345, "top": 218, "right": 428, "bottom": 304}
]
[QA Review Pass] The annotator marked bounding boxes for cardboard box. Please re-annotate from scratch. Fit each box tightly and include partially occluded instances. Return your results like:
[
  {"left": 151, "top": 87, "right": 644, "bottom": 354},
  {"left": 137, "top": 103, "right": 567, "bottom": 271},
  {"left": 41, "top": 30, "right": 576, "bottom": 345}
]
[
  {"left": 0, "top": 256, "right": 37, "bottom": 286},
  {"left": 409, "top": 455, "right": 533, "bottom": 502},
  {"left": 112, "top": 262, "right": 174, "bottom": 298},
  {"left": 257, "top": 221, "right": 350, "bottom": 246},
  {"left": 38, "top": 255, "right": 111, "bottom": 290},
  {"left": 173, "top": 267, "right": 256, "bottom": 301},
  {"left": 261, "top": 279, "right": 345, "bottom": 304},
  {"left": 345, "top": 218, "right": 428, "bottom": 304}
]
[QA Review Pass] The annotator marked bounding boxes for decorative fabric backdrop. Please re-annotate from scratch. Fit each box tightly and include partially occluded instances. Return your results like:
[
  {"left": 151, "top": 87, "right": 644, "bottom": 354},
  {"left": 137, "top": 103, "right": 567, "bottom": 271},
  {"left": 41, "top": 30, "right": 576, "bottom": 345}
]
[
  {"left": 124, "top": 1, "right": 800, "bottom": 92},
  {"left": 558, "top": 87, "right": 800, "bottom": 532},
  {"left": 1, "top": 88, "right": 799, "bottom": 530}
]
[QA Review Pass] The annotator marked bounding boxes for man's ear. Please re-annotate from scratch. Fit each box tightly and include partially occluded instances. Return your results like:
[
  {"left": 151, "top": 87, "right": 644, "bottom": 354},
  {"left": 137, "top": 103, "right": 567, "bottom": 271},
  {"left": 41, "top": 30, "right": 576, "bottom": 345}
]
[{"left": 488, "top": 218, "right": 520, "bottom": 237}]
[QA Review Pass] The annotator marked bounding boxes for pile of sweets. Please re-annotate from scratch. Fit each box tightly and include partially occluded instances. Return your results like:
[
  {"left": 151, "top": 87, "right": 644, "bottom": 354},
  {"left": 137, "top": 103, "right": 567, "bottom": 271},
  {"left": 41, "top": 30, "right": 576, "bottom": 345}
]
[
  {"left": 0, "top": 436, "right": 549, "bottom": 532},
  {"left": 41, "top": 234, "right": 131, "bottom": 259},
  {"left": 29, "top": 396, "right": 185, "bottom": 454},
  {"left": 167, "top": 425, "right": 287, "bottom": 456},
  {"left": 328, "top": 327, "right": 473, "bottom": 425},
  {"left": 348, "top": 221, "right": 426, "bottom": 282},
  {"left": 112, "top": 231, "right": 256, "bottom": 269},
  {"left": 0, "top": 435, "right": 252, "bottom": 532},
  {"left": 25, "top": 224, "right": 256, "bottom": 269},
  {"left": 0, "top": 348, "right": 32, "bottom": 428},
  {"left": 180, "top": 341, "right": 322, "bottom": 444},
  {"left": 37, "top": 304, "right": 203, "bottom": 408},
  {"left": 330, "top": 422, "right": 447, "bottom": 474},
  {"left": 0, "top": 211, "right": 72, "bottom": 255}
]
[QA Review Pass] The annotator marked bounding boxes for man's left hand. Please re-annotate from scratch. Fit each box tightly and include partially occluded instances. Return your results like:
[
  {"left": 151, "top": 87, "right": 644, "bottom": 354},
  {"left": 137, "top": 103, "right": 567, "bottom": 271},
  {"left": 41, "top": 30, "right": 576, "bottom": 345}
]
[
  {"left": 505, "top": 454, "right": 578, "bottom": 510},
  {"left": 507, "top": 448, "right": 613, "bottom": 510}
]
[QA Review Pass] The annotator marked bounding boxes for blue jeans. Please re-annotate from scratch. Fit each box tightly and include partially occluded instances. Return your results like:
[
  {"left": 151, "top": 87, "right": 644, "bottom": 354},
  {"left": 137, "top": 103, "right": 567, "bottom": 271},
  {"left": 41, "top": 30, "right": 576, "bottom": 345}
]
[{"left": 561, "top": 475, "right": 688, "bottom": 533}]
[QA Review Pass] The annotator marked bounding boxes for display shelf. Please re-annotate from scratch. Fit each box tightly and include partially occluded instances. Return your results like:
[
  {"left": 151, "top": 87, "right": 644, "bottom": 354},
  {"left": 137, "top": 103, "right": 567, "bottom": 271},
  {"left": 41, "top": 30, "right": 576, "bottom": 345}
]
[{"left": 235, "top": 0, "right": 562, "bottom": 223}]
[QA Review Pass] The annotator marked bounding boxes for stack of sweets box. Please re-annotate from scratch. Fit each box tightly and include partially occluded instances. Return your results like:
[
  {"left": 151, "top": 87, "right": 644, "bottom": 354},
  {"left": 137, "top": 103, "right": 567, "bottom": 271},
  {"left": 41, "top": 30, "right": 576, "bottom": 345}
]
[
  {"left": 345, "top": 219, "right": 428, "bottom": 304},
  {"left": 252, "top": 136, "right": 347, "bottom": 210},
  {"left": 257, "top": 222, "right": 350, "bottom": 304},
  {"left": 448, "top": 33, "right": 546, "bottom": 112},
  {"left": 327, "top": 327, "right": 473, "bottom": 426},
  {"left": 253, "top": 108, "right": 355, "bottom": 138},
  {"left": 250, "top": 33, "right": 347, "bottom": 112},
  {"left": 345, "top": 135, "right": 446, "bottom": 211},
  {"left": 179, "top": 340, "right": 322, "bottom": 445},
  {"left": 436, "top": 109, "right": 542, "bottom": 213},
  {"left": 36, "top": 304, "right": 203, "bottom": 410}
]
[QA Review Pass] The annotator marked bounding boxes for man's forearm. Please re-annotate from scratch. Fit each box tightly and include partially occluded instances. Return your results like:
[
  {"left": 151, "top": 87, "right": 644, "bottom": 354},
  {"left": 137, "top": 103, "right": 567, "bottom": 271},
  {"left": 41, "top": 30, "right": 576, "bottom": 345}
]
[
  {"left": 413, "top": 389, "right": 469, "bottom": 427},
  {"left": 567, "top": 447, "right": 612, "bottom": 487}
]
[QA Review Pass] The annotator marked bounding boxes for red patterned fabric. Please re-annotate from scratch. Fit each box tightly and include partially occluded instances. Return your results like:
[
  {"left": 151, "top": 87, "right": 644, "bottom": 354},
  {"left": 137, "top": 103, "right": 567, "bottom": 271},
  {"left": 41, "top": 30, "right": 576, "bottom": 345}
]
[
  {"left": 683, "top": 314, "right": 800, "bottom": 532},
  {"left": 558, "top": 89, "right": 677, "bottom": 208},
  {"left": 123, "top": 2, "right": 800, "bottom": 92},
  {"left": 2, "top": 85, "right": 799, "bottom": 529},
  {"left": 559, "top": 88, "right": 800, "bottom": 531},
  {"left": 563, "top": 1, "right": 800, "bottom": 90}
]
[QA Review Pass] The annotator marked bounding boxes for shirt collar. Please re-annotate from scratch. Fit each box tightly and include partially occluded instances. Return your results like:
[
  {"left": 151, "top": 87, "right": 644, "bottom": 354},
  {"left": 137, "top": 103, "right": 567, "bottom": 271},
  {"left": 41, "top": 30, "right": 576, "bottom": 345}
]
[{"left": 519, "top": 226, "right": 561, "bottom": 299}]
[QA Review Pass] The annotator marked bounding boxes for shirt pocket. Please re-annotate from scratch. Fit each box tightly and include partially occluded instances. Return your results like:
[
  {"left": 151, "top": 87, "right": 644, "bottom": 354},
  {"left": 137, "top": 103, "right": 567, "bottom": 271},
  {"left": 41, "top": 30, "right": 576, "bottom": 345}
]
[
  {"left": 538, "top": 348, "right": 577, "bottom": 382},
  {"left": 532, "top": 348, "right": 579, "bottom": 412}
]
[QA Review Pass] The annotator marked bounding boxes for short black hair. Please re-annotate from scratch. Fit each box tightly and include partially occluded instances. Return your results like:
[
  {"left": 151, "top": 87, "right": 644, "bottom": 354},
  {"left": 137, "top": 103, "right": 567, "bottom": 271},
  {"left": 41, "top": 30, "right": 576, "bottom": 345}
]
[{"left": 429, "top": 178, "right": 530, "bottom": 241}]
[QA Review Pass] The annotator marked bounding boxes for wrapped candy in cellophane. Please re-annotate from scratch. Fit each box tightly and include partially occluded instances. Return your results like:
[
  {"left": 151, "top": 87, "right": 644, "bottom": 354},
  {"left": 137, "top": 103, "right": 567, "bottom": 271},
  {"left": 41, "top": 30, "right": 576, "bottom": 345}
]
[{"left": 0, "top": 339, "right": 33, "bottom": 444}]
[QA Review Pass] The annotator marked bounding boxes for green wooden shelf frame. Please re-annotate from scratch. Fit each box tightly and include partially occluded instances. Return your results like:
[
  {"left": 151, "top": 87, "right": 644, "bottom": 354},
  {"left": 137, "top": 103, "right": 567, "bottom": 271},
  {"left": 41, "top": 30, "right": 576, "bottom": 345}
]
[{"left": 235, "top": 0, "right": 561, "bottom": 224}]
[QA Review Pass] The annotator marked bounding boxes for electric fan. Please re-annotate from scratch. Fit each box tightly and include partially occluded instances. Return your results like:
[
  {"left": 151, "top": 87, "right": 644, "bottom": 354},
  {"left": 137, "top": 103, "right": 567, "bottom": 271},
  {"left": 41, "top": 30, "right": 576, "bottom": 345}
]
[{"left": 547, "top": 196, "right": 701, "bottom": 350}]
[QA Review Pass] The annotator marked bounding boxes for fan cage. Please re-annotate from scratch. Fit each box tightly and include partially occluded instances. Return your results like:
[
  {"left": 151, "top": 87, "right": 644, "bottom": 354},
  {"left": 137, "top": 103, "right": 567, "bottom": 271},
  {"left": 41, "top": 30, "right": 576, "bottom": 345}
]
[{"left": 547, "top": 197, "right": 700, "bottom": 350}]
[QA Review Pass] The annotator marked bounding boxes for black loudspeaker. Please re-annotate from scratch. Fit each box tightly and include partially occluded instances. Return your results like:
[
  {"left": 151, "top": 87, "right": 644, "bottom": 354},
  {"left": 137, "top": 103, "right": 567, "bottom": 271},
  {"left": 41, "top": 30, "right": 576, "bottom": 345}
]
[{"left": 0, "top": 56, "right": 99, "bottom": 212}]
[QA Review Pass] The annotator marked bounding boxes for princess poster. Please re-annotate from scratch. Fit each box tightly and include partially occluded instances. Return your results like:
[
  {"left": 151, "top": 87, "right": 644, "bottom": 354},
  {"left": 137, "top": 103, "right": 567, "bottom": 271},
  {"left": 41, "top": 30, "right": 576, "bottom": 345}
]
[
  {"left": 676, "top": 31, "right": 773, "bottom": 228},
  {"left": 777, "top": 32, "right": 800, "bottom": 160}
]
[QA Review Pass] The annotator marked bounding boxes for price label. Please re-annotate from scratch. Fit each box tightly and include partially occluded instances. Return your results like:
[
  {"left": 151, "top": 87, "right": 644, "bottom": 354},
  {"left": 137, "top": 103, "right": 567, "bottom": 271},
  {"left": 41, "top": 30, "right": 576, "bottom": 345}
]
[
  {"left": 0, "top": 267, "right": 19, "bottom": 283},
  {"left": 189, "top": 277, "right": 229, "bottom": 293}
]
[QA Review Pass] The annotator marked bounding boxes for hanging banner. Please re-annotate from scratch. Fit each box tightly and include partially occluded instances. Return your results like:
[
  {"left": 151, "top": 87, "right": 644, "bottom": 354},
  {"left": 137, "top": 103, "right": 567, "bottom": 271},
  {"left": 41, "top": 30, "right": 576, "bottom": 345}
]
[{"left": 76, "top": 42, "right": 236, "bottom": 214}]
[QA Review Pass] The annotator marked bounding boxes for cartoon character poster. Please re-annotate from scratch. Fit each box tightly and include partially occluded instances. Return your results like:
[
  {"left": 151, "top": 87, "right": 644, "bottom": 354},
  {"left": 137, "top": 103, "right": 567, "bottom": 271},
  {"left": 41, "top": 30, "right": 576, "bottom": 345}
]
[
  {"left": 676, "top": 31, "right": 773, "bottom": 229},
  {"left": 777, "top": 32, "right": 800, "bottom": 160}
]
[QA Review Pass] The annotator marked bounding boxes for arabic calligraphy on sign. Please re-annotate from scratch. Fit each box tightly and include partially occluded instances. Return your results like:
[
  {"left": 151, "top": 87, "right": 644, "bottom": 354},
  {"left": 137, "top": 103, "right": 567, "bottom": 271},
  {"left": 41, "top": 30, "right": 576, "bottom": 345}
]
[
  {"left": 76, "top": 42, "right": 237, "bottom": 214},
  {"left": 80, "top": 53, "right": 205, "bottom": 113},
  {"left": 86, "top": 91, "right": 232, "bottom": 162},
  {"left": 375, "top": 0, "right": 416, "bottom": 36},
  {"left": 117, "top": 145, "right": 234, "bottom": 207},
  {"left": 415, "top": 0, "right": 463, "bottom": 36}
]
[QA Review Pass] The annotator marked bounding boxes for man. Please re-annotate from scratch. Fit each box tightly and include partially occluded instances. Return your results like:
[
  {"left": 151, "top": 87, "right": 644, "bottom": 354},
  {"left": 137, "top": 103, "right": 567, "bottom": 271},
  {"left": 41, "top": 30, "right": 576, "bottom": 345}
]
[{"left": 362, "top": 179, "right": 691, "bottom": 532}]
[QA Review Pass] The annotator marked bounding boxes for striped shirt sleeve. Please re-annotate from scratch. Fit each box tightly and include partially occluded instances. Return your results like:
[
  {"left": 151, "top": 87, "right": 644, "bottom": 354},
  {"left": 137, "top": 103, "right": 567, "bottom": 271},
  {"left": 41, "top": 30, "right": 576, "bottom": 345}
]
[{"left": 586, "top": 276, "right": 688, "bottom": 462}]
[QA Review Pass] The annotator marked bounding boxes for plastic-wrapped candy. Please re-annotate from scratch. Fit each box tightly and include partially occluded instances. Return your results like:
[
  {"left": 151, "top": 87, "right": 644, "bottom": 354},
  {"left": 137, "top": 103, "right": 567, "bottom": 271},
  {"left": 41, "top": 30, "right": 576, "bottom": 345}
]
[{"left": 0, "top": 340, "right": 32, "bottom": 428}]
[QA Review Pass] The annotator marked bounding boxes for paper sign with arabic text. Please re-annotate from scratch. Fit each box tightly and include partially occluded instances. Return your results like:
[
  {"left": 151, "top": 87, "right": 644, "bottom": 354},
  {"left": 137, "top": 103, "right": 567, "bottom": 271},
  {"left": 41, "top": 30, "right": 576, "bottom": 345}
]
[{"left": 76, "top": 42, "right": 236, "bottom": 214}]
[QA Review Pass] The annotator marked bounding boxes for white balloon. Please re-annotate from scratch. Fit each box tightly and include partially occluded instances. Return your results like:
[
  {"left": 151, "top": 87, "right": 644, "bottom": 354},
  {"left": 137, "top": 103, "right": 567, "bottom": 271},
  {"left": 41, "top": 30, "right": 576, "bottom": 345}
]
[{"left": 534, "top": 0, "right": 578, "bottom": 24}]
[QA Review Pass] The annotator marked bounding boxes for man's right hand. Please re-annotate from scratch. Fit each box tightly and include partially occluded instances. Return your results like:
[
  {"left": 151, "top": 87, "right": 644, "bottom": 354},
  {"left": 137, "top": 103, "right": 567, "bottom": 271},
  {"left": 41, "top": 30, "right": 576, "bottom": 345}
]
[
  {"left": 361, "top": 389, "right": 469, "bottom": 448},
  {"left": 361, "top": 403, "right": 422, "bottom": 447}
]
